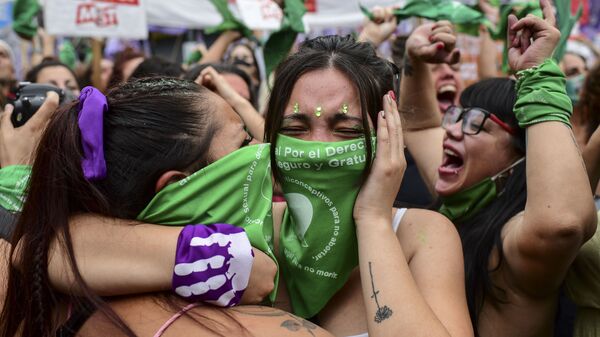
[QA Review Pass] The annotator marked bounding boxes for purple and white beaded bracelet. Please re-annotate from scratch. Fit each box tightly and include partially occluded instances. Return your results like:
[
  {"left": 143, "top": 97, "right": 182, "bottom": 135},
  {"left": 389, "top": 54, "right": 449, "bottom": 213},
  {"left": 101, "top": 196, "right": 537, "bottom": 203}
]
[{"left": 172, "top": 223, "right": 254, "bottom": 307}]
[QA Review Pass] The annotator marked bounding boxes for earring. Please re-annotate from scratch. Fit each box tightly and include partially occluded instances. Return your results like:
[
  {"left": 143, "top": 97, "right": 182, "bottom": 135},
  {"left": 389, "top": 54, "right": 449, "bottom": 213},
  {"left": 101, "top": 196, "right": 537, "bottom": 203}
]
[
  {"left": 293, "top": 102, "right": 300, "bottom": 114},
  {"left": 315, "top": 106, "right": 323, "bottom": 117},
  {"left": 341, "top": 103, "right": 349, "bottom": 114}
]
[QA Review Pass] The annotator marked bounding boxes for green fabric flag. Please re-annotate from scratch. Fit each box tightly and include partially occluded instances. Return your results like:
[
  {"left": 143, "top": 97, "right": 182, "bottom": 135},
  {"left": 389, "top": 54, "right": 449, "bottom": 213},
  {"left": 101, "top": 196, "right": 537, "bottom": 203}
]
[
  {"left": 275, "top": 134, "right": 373, "bottom": 318},
  {"left": 206, "top": 0, "right": 254, "bottom": 39},
  {"left": 137, "top": 144, "right": 279, "bottom": 302},
  {"left": 361, "top": 0, "right": 488, "bottom": 36},
  {"left": 554, "top": 0, "right": 583, "bottom": 62},
  {"left": 12, "top": 0, "right": 40, "bottom": 40},
  {"left": 263, "top": 0, "right": 306, "bottom": 76},
  {"left": 0, "top": 165, "right": 31, "bottom": 212},
  {"left": 59, "top": 40, "right": 77, "bottom": 70}
]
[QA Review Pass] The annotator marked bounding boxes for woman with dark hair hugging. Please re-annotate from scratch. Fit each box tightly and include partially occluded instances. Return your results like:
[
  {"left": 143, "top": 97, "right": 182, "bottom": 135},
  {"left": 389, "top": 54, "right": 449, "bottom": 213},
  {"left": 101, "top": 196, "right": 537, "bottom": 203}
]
[
  {"left": 399, "top": 0, "right": 597, "bottom": 336},
  {"left": 1, "top": 35, "right": 475, "bottom": 337},
  {"left": 0, "top": 54, "right": 473, "bottom": 337}
]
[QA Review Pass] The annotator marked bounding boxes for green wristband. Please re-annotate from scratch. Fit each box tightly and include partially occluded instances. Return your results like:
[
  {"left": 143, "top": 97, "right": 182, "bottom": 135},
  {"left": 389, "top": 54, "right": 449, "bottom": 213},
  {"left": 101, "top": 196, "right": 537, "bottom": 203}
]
[
  {"left": 0, "top": 165, "right": 31, "bottom": 212},
  {"left": 514, "top": 59, "right": 572, "bottom": 128}
]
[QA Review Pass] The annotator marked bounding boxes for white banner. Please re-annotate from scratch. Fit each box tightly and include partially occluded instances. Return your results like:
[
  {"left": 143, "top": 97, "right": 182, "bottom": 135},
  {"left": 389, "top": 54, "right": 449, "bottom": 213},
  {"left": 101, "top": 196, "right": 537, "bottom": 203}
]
[
  {"left": 145, "top": 0, "right": 402, "bottom": 30},
  {"left": 44, "top": 0, "right": 148, "bottom": 39}
]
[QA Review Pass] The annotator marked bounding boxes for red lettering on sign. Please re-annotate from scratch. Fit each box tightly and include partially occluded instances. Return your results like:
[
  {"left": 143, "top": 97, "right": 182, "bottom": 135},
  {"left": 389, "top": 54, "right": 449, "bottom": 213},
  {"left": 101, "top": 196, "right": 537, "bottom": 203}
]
[
  {"left": 76, "top": 3, "right": 119, "bottom": 27},
  {"left": 93, "top": 0, "right": 139, "bottom": 5},
  {"left": 260, "top": 0, "right": 283, "bottom": 21}
]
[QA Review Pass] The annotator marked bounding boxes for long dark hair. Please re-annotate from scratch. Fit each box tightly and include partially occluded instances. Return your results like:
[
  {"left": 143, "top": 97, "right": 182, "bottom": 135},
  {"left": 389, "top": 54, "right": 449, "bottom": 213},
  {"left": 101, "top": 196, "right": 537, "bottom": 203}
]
[
  {"left": 0, "top": 78, "right": 216, "bottom": 337},
  {"left": 456, "top": 78, "right": 527, "bottom": 335},
  {"left": 264, "top": 35, "right": 399, "bottom": 183}
]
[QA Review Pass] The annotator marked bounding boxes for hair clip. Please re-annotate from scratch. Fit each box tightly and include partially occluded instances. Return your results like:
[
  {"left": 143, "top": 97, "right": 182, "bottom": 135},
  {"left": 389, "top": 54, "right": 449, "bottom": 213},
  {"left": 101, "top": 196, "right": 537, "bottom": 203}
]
[
  {"left": 315, "top": 106, "right": 322, "bottom": 117},
  {"left": 341, "top": 103, "right": 349, "bottom": 114},
  {"left": 293, "top": 102, "right": 300, "bottom": 114}
]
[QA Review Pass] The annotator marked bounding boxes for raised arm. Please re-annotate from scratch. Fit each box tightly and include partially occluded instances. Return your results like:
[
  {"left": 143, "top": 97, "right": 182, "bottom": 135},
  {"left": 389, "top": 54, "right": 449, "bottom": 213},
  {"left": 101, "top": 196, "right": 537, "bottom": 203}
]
[
  {"left": 353, "top": 92, "right": 472, "bottom": 337},
  {"left": 502, "top": 0, "right": 597, "bottom": 296},
  {"left": 197, "top": 66, "right": 265, "bottom": 141},
  {"left": 582, "top": 124, "right": 600, "bottom": 192},
  {"left": 399, "top": 22, "right": 460, "bottom": 194},
  {"left": 198, "top": 30, "right": 242, "bottom": 64}
]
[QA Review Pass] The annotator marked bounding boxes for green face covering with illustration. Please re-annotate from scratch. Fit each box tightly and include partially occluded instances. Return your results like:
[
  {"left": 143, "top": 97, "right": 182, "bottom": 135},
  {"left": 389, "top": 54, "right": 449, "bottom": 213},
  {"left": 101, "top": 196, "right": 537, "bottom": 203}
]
[
  {"left": 276, "top": 134, "right": 374, "bottom": 318},
  {"left": 137, "top": 143, "right": 278, "bottom": 301}
]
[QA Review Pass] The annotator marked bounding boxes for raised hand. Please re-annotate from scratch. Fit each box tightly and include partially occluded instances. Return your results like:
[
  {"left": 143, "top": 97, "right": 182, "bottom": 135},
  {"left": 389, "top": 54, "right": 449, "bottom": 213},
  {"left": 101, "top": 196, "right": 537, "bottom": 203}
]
[
  {"left": 196, "top": 66, "right": 245, "bottom": 106},
  {"left": 354, "top": 91, "right": 406, "bottom": 223},
  {"left": 0, "top": 92, "right": 59, "bottom": 167},
  {"left": 406, "top": 21, "right": 460, "bottom": 65},
  {"left": 507, "top": 0, "right": 560, "bottom": 72},
  {"left": 359, "top": 6, "right": 398, "bottom": 47}
]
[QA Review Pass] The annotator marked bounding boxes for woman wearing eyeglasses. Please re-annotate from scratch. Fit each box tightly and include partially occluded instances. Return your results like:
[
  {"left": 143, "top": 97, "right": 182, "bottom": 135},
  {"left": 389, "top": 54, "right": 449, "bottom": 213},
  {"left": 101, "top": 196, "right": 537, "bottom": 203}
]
[{"left": 399, "top": 1, "right": 597, "bottom": 336}]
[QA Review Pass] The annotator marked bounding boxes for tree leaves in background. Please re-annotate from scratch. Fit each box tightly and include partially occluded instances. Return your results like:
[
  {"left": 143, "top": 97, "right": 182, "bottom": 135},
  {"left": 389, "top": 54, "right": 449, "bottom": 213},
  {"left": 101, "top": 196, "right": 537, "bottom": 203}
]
[{"left": 264, "top": 0, "right": 306, "bottom": 76}]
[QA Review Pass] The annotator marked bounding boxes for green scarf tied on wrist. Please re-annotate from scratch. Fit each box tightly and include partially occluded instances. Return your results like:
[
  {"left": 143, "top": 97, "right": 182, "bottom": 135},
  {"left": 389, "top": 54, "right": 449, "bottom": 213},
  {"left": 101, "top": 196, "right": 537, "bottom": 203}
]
[
  {"left": 275, "top": 134, "right": 374, "bottom": 318},
  {"left": 0, "top": 165, "right": 31, "bottom": 212},
  {"left": 137, "top": 144, "right": 278, "bottom": 302},
  {"left": 514, "top": 59, "right": 572, "bottom": 128},
  {"left": 439, "top": 158, "right": 524, "bottom": 223}
]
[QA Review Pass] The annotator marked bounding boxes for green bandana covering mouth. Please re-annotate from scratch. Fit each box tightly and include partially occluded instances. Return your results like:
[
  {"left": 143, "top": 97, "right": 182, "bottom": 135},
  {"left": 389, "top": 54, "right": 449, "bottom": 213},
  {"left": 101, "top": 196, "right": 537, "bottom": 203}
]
[
  {"left": 275, "top": 134, "right": 374, "bottom": 318},
  {"left": 137, "top": 143, "right": 278, "bottom": 302},
  {"left": 439, "top": 157, "right": 524, "bottom": 222}
]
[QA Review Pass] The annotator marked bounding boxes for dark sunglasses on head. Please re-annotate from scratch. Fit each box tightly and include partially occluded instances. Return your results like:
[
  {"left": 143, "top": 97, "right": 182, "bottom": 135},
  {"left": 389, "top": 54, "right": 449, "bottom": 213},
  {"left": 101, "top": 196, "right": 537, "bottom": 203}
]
[{"left": 442, "top": 106, "right": 517, "bottom": 135}]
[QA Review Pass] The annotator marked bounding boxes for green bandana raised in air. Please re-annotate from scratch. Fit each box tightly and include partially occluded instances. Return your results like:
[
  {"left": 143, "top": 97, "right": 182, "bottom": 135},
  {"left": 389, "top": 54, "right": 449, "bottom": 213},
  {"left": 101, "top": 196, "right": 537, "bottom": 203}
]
[
  {"left": 137, "top": 144, "right": 278, "bottom": 301},
  {"left": 361, "top": 0, "right": 488, "bottom": 36},
  {"left": 275, "top": 134, "right": 374, "bottom": 318},
  {"left": 439, "top": 158, "right": 524, "bottom": 222}
]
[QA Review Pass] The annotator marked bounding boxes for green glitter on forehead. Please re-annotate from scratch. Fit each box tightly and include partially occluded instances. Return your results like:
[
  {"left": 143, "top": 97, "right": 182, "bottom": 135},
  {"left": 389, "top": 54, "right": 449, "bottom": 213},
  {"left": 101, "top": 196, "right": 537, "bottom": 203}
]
[
  {"left": 315, "top": 106, "right": 322, "bottom": 117},
  {"left": 341, "top": 103, "right": 349, "bottom": 114}
]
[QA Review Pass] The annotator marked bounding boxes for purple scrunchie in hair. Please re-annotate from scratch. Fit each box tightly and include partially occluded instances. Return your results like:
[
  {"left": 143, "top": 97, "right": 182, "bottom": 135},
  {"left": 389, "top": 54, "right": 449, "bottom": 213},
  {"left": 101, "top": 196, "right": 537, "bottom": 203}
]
[{"left": 78, "top": 86, "right": 107, "bottom": 181}]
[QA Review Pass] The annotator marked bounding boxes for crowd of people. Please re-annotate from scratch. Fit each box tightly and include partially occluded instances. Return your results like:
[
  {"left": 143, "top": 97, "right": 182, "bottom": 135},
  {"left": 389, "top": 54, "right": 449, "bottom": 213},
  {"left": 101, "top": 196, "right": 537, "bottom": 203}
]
[{"left": 0, "top": 0, "right": 599, "bottom": 336}]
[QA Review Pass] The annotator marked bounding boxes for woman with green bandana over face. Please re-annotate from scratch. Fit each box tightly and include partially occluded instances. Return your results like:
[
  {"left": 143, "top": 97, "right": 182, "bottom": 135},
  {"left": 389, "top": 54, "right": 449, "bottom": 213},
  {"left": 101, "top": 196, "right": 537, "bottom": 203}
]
[
  {"left": 262, "top": 35, "right": 471, "bottom": 337},
  {"left": 29, "top": 38, "right": 473, "bottom": 337},
  {"left": 399, "top": 0, "right": 597, "bottom": 336}
]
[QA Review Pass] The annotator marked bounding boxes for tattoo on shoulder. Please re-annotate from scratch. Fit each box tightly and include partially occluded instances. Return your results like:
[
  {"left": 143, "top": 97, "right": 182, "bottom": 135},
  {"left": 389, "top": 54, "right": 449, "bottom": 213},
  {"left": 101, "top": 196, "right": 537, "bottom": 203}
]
[
  {"left": 369, "top": 261, "right": 393, "bottom": 323},
  {"left": 232, "top": 306, "right": 318, "bottom": 335}
]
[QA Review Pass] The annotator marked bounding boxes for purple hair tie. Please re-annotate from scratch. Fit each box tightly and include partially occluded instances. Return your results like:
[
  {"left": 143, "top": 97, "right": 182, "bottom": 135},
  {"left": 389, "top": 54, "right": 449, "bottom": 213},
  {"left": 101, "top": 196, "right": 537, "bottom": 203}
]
[{"left": 78, "top": 86, "right": 107, "bottom": 181}]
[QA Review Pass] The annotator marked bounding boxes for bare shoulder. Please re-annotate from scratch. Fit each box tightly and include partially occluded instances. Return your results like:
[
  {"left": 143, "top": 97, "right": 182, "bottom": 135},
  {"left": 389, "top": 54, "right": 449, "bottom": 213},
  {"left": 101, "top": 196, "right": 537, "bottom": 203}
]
[
  {"left": 396, "top": 208, "right": 461, "bottom": 259},
  {"left": 80, "top": 297, "right": 333, "bottom": 337},
  {"left": 231, "top": 306, "right": 335, "bottom": 337}
]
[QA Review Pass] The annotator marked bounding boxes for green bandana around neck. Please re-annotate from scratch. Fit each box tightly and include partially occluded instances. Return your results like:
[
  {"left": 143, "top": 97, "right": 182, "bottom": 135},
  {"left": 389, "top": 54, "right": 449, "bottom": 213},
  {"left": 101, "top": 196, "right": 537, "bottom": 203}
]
[
  {"left": 439, "top": 158, "right": 524, "bottom": 222},
  {"left": 137, "top": 143, "right": 278, "bottom": 301},
  {"left": 275, "top": 134, "right": 374, "bottom": 318}
]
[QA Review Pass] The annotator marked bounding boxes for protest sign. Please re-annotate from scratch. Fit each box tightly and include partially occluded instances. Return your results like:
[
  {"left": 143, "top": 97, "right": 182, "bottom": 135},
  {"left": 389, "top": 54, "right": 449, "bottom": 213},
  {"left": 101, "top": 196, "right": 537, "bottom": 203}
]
[
  {"left": 237, "top": 0, "right": 283, "bottom": 30},
  {"left": 45, "top": 0, "right": 148, "bottom": 39}
]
